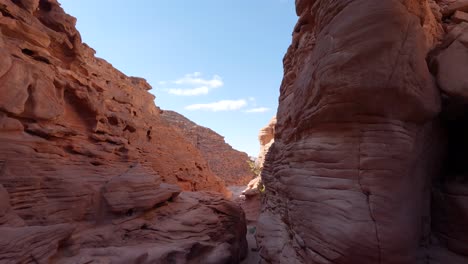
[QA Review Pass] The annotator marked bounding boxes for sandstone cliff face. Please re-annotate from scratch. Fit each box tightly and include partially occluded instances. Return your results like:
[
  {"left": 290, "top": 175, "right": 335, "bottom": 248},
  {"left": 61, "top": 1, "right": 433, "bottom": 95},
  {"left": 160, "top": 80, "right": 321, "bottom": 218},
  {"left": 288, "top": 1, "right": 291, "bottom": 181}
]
[
  {"left": 0, "top": 0, "right": 247, "bottom": 262},
  {"left": 235, "top": 117, "right": 276, "bottom": 223},
  {"left": 161, "top": 110, "right": 255, "bottom": 186},
  {"left": 258, "top": 0, "right": 468, "bottom": 263},
  {"left": 0, "top": 0, "right": 228, "bottom": 194},
  {"left": 255, "top": 116, "right": 276, "bottom": 170}
]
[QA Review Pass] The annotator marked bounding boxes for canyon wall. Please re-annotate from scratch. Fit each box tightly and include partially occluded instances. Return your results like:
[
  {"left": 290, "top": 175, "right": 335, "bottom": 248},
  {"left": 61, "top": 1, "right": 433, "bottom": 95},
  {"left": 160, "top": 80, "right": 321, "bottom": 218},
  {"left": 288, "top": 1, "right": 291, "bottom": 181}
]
[
  {"left": 161, "top": 110, "right": 255, "bottom": 186},
  {"left": 0, "top": 0, "right": 247, "bottom": 262},
  {"left": 0, "top": 0, "right": 228, "bottom": 195},
  {"left": 255, "top": 116, "right": 276, "bottom": 170},
  {"left": 258, "top": 0, "right": 468, "bottom": 263}
]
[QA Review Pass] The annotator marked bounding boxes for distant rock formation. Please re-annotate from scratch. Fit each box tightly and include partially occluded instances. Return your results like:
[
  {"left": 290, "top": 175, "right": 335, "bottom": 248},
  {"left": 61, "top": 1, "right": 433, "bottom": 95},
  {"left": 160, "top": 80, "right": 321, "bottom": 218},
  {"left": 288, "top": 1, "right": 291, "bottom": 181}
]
[
  {"left": 161, "top": 110, "right": 255, "bottom": 186},
  {"left": 0, "top": 0, "right": 246, "bottom": 262},
  {"left": 255, "top": 116, "right": 276, "bottom": 170},
  {"left": 234, "top": 117, "right": 277, "bottom": 224},
  {"left": 258, "top": 0, "right": 468, "bottom": 263}
]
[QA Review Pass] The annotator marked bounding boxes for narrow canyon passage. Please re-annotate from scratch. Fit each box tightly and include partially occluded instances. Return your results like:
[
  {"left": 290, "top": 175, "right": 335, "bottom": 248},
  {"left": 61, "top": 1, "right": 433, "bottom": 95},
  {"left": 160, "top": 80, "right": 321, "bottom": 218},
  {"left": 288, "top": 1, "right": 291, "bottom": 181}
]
[
  {"left": 228, "top": 185, "right": 260, "bottom": 264},
  {"left": 0, "top": 0, "right": 252, "bottom": 262},
  {"left": 2, "top": 0, "right": 468, "bottom": 264}
]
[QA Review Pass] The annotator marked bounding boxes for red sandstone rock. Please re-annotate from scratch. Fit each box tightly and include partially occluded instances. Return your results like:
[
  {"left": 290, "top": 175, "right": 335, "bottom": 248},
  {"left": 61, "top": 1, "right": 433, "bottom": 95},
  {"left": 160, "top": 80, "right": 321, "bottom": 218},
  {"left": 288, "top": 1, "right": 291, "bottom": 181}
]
[
  {"left": 436, "top": 23, "right": 468, "bottom": 101},
  {"left": 0, "top": 0, "right": 227, "bottom": 196},
  {"left": 55, "top": 192, "right": 247, "bottom": 263},
  {"left": 0, "top": 224, "right": 74, "bottom": 263},
  {"left": 161, "top": 110, "right": 255, "bottom": 186},
  {"left": 255, "top": 116, "right": 276, "bottom": 170},
  {"left": 102, "top": 164, "right": 181, "bottom": 213},
  {"left": 236, "top": 117, "right": 277, "bottom": 223},
  {"left": 0, "top": 0, "right": 245, "bottom": 262},
  {"left": 257, "top": 0, "right": 467, "bottom": 263},
  {"left": 453, "top": 10, "right": 468, "bottom": 23},
  {"left": 0, "top": 184, "right": 25, "bottom": 227},
  {"left": 442, "top": 0, "right": 468, "bottom": 16}
]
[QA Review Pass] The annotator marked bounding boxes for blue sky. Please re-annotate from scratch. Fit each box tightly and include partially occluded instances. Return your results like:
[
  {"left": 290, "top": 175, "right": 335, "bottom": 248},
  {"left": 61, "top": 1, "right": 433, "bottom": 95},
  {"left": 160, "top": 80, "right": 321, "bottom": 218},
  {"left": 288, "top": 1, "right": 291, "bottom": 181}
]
[{"left": 60, "top": 0, "right": 297, "bottom": 157}]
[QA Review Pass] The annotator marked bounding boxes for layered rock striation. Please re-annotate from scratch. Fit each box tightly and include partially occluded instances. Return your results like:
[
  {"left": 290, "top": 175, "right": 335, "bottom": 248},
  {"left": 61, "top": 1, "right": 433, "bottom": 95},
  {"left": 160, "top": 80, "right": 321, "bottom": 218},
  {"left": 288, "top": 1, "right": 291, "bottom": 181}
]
[
  {"left": 0, "top": 0, "right": 246, "bottom": 262},
  {"left": 258, "top": 0, "right": 468, "bottom": 263},
  {"left": 0, "top": 0, "right": 228, "bottom": 194},
  {"left": 161, "top": 110, "right": 255, "bottom": 186}
]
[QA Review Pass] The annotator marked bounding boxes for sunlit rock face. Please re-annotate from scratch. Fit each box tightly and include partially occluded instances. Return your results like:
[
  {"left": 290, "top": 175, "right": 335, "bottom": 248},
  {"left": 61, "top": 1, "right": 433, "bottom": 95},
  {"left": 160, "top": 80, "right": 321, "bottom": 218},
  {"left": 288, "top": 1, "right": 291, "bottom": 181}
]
[
  {"left": 256, "top": 116, "right": 276, "bottom": 170},
  {"left": 258, "top": 0, "right": 468, "bottom": 263},
  {"left": 0, "top": 0, "right": 247, "bottom": 262},
  {"left": 161, "top": 110, "right": 255, "bottom": 186}
]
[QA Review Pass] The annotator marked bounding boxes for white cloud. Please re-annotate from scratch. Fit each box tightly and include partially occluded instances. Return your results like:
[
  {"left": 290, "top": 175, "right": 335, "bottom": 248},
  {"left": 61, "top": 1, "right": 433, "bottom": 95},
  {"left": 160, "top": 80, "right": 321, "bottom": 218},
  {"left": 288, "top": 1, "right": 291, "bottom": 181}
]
[
  {"left": 159, "top": 72, "right": 223, "bottom": 96},
  {"left": 185, "top": 99, "right": 247, "bottom": 112},
  {"left": 168, "top": 86, "right": 210, "bottom": 96},
  {"left": 174, "top": 72, "right": 223, "bottom": 88},
  {"left": 244, "top": 107, "right": 271, "bottom": 113}
]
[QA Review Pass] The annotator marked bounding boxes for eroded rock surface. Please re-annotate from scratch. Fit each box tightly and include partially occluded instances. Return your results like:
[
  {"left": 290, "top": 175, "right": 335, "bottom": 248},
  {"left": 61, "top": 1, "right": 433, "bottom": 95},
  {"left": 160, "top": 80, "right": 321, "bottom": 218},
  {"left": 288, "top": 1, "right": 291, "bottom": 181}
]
[
  {"left": 54, "top": 192, "right": 247, "bottom": 264},
  {"left": 258, "top": 0, "right": 468, "bottom": 263},
  {"left": 236, "top": 117, "right": 277, "bottom": 224},
  {"left": 0, "top": 0, "right": 246, "bottom": 262},
  {"left": 161, "top": 110, "right": 255, "bottom": 186},
  {"left": 102, "top": 164, "right": 181, "bottom": 213},
  {"left": 0, "top": 0, "right": 227, "bottom": 195},
  {"left": 255, "top": 116, "right": 276, "bottom": 170}
]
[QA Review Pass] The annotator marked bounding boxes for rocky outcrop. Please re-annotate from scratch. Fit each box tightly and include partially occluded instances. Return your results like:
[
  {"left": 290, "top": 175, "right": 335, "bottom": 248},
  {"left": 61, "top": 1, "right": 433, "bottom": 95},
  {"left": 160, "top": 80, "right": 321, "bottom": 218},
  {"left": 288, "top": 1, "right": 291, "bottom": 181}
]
[
  {"left": 53, "top": 192, "right": 247, "bottom": 264},
  {"left": 236, "top": 117, "right": 277, "bottom": 224},
  {"left": 0, "top": 0, "right": 246, "bottom": 262},
  {"left": 102, "top": 164, "right": 181, "bottom": 213},
  {"left": 257, "top": 0, "right": 468, "bottom": 263},
  {"left": 161, "top": 110, "right": 255, "bottom": 186},
  {"left": 255, "top": 116, "right": 276, "bottom": 170},
  {"left": 0, "top": 0, "right": 227, "bottom": 195},
  {"left": 434, "top": 22, "right": 468, "bottom": 100}
]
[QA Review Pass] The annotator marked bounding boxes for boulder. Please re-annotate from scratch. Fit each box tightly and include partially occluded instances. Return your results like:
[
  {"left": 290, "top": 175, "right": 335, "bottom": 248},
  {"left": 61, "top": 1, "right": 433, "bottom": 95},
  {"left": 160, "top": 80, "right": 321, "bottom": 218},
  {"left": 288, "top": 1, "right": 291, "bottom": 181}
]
[
  {"left": 436, "top": 23, "right": 468, "bottom": 101},
  {"left": 442, "top": 0, "right": 468, "bottom": 16},
  {"left": 453, "top": 10, "right": 468, "bottom": 23},
  {"left": 102, "top": 164, "right": 181, "bottom": 213}
]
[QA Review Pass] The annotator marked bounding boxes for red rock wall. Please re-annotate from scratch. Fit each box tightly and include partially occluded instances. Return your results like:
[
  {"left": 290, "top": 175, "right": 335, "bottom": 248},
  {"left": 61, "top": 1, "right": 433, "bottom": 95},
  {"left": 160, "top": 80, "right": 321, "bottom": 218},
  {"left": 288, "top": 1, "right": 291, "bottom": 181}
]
[
  {"left": 257, "top": 0, "right": 468, "bottom": 263},
  {"left": 161, "top": 110, "right": 255, "bottom": 186},
  {"left": 256, "top": 116, "right": 276, "bottom": 170},
  {"left": 0, "top": 1, "right": 248, "bottom": 262},
  {"left": 0, "top": 0, "right": 228, "bottom": 203}
]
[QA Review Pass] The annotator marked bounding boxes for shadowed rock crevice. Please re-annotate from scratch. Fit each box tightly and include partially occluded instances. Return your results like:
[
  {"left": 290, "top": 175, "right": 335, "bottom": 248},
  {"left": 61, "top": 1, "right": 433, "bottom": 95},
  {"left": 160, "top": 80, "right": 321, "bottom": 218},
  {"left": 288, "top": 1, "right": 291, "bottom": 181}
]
[
  {"left": 357, "top": 126, "right": 382, "bottom": 264},
  {"left": 430, "top": 96, "right": 468, "bottom": 261},
  {"left": 439, "top": 99, "right": 468, "bottom": 181}
]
